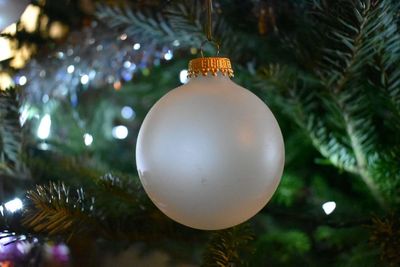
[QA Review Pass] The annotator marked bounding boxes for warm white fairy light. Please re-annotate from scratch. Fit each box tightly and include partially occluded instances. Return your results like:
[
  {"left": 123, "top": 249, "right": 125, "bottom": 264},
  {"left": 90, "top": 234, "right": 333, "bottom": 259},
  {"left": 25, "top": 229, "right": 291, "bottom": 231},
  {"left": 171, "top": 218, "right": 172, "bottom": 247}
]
[
  {"left": 179, "top": 69, "right": 189, "bottom": 84},
  {"left": 121, "top": 106, "right": 135, "bottom": 119},
  {"left": 67, "top": 65, "right": 75, "bottom": 74},
  {"left": 133, "top": 43, "right": 141, "bottom": 50},
  {"left": 322, "top": 201, "right": 336, "bottom": 215},
  {"left": 120, "top": 33, "right": 127, "bottom": 40},
  {"left": 123, "top": 61, "right": 131, "bottom": 68},
  {"left": 19, "top": 104, "right": 29, "bottom": 126},
  {"left": 37, "top": 114, "right": 51, "bottom": 140},
  {"left": 42, "top": 94, "right": 49, "bottom": 103},
  {"left": 0, "top": 198, "right": 23, "bottom": 213},
  {"left": 164, "top": 50, "right": 173, "bottom": 61},
  {"left": 18, "top": 75, "right": 27, "bottom": 86},
  {"left": 80, "top": 74, "right": 89, "bottom": 85},
  {"left": 83, "top": 133, "right": 93, "bottom": 146},
  {"left": 172, "top": 40, "right": 180, "bottom": 47},
  {"left": 112, "top": 125, "right": 128, "bottom": 140}
]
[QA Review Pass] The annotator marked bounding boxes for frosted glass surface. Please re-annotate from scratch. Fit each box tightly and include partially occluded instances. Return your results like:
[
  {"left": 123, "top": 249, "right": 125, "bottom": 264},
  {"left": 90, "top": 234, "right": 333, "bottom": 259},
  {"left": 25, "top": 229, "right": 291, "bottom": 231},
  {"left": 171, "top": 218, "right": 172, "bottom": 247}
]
[{"left": 136, "top": 75, "right": 285, "bottom": 230}]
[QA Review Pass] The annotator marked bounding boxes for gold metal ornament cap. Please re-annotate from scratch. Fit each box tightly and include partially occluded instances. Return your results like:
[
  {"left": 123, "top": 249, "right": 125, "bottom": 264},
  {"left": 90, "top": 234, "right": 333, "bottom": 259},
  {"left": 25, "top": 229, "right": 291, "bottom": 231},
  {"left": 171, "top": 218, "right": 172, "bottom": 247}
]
[{"left": 188, "top": 57, "right": 234, "bottom": 78}]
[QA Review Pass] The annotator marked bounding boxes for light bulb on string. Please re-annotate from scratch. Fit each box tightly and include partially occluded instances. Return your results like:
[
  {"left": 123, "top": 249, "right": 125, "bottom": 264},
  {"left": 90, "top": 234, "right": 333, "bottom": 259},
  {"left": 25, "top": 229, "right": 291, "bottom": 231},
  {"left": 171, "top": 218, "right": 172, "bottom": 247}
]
[
  {"left": 18, "top": 75, "right": 27, "bottom": 86},
  {"left": 164, "top": 50, "right": 173, "bottom": 61},
  {"left": 133, "top": 43, "right": 141, "bottom": 50},
  {"left": 67, "top": 65, "right": 75, "bottom": 74},
  {"left": 37, "top": 114, "right": 51, "bottom": 140},
  {"left": 83, "top": 133, "right": 93, "bottom": 146},
  {"left": 112, "top": 125, "right": 128, "bottom": 140},
  {"left": 0, "top": 198, "right": 23, "bottom": 214},
  {"left": 80, "top": 74, "right": 89, "bottom": 85},
  {"left": 322, "top": 201, "right": 336, "bottom": 215},
  {"left": 121, "top": 106, "right": 135, "bottom": 119},
  {"left": 179, "top": 69, "right": 189, "bottom": 84}
]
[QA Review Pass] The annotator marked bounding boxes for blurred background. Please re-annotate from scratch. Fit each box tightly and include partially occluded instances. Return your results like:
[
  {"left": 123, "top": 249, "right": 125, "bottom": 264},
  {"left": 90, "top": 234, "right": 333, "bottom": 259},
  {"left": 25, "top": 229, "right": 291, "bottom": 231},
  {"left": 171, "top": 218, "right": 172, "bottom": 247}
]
[{"left": 0, "top": 0, "right": 399, "bottom": 266}]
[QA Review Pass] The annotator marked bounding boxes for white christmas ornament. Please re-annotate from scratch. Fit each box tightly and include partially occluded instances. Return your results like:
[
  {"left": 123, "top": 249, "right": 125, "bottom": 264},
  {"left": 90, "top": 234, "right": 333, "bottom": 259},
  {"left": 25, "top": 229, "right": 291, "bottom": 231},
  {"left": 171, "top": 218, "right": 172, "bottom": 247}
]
[
  {"left": 136, "top": 57, "right": 285, "bottom": 230},
  {"left": 0, "top": 0, "right": 29, "bottom": 31}
]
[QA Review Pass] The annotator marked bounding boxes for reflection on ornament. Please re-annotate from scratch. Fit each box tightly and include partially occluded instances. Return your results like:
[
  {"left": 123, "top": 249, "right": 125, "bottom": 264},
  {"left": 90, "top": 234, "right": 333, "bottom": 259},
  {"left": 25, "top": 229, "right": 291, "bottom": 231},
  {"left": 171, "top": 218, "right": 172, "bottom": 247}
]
[{"left": 136, "top": 57, "right": 285, "bottom": 230}]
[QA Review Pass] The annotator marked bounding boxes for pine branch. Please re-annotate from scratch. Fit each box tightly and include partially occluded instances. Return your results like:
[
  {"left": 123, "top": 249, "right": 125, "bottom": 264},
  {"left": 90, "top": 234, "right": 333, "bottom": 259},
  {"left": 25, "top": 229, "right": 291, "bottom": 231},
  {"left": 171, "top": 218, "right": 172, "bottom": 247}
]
[
  {"left": 17, "top": 174, "right": 197, "bottom": 243},
  {"left": 95, "top": 4, "right": 179, "bottom": 45},
  {"left": 0, "top": 88, "right": 24, "bottom": 176},
  {"left": 312, "top": 0, "right": 400, "bottom": 207},
  {"left": 95, "top": 0, "right": 251, "bottom": 58},
  {"left": 201, "top": 224, "right": 254, "bottom": 267},
  {"left": 257, "top": 0, "right": 400, "bottom": 207},
  {"left": 257, "top": 66, "right": 358, "bottom": 172},
  {"left": 369, "top": 214, "right": 400, "bottom": 266},
  {"left": 368, "top": 0, "right": 400, "bottom": 131},
  {"left": 22, "top": 182, "right": 101, "bottom": 239},
  {"left": 343, "top": 111, "right": 386, "bottom": 207}
]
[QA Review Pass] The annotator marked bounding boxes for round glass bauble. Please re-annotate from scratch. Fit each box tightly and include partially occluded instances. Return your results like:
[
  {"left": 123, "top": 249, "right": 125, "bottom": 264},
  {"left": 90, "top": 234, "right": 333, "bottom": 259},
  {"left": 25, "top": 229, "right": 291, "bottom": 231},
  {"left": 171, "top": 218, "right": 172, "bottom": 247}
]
[{"left": 136, "top": 71, "right": 285, "bottom": 230}]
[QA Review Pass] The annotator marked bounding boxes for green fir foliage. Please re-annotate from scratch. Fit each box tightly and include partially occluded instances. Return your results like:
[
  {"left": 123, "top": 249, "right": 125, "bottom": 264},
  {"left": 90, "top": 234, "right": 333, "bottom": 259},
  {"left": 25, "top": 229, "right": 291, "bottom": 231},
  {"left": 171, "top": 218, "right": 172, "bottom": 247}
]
[{"left": 0, "top": 0, "right": 399, "bottom": 266}]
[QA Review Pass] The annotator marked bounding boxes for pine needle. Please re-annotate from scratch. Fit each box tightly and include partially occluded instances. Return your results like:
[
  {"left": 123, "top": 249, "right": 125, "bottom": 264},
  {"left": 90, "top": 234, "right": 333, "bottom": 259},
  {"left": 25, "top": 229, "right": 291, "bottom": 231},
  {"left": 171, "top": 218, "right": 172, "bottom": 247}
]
[{"left": 201, "top": 224, "right": 255, "bottom": 267}]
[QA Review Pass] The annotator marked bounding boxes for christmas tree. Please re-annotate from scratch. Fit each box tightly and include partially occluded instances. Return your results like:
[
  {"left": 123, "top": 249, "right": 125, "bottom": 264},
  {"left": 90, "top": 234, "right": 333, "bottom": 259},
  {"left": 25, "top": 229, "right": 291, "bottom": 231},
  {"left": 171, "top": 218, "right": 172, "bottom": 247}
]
[{"left": 0, "top": 0, "right": 399, "bottom": 266}]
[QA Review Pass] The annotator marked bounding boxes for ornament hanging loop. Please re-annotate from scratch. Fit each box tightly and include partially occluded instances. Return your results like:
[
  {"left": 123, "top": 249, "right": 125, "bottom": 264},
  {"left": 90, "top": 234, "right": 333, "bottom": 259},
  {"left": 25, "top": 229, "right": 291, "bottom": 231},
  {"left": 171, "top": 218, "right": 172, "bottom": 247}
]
[
  {"left": 200, "top": 0, "right": 220, "bottom": 57},
  {"left": 200, "top": 39, "right": 220, "bottom": 57}
]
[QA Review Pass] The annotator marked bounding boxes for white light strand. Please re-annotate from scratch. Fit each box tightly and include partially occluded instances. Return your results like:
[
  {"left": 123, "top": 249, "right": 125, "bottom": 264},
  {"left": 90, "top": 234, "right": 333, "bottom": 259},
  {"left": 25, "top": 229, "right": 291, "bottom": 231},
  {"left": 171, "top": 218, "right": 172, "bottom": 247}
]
[
  {"left": 37, "top": 114, "right": 51, "bottom": 140},
  {"left": 322, "top": 201, "right": 336, "bottom": 215}
]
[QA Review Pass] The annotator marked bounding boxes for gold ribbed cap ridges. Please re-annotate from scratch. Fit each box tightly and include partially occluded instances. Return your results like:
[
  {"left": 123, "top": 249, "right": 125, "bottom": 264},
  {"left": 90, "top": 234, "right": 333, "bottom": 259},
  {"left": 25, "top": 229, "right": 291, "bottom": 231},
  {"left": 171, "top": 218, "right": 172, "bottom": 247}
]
[{"left": 188, "top": 57, "right": 234, "bottom": 78}]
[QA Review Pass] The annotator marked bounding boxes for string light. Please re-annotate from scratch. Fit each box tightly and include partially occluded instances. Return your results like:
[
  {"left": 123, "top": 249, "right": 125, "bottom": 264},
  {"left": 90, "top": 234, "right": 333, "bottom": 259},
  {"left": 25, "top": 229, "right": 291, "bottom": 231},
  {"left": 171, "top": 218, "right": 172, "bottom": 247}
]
[
  {"left": 172, "top": 40, "right": 180, "bottom": 47},
  {"left": 18, "top": 75, "right": 27, "bottom": 86},
  {"left": 80, "top": 74, "right": 89, "bottom": 85},
  {"left": 120, "top": 33, "right": 127, "bottom": 40},
  {"left": 37, "top": 114, "right": 51, "bottom": 140},
  {"left": 133, "top": 43, "right": 141, "bottom": 50},
  {"left": 42, "top": 94, "right": 49, "bottom": 103},
  {"left": 83, "top": 133, "right": 93, "bottom": 146},
  {"left": 322, "top": 201, "right": 336, "bottom": 215},
  {"left": 164, "top": 50, "right": 173, "bottom": 61},
  {"left": 67, "top": 65, "right": 75, "bottom": 73},
  {"left": 123, "top": 61, "right": 131, "bottom": 68},
  {"left": 0, "top": 198, "right": 23, "bottom": 213},
  {"left": 112, "top": 125, "right": 128, "bottom": 140},
  {"left": 179, "top": 69, "right": 189, "bottom": 84},
  {"left": 121, "top": 106, "right": 135, "bottom": 119},
  {"left": 19, "top": 105, "right": 29, "bottom": 126}
]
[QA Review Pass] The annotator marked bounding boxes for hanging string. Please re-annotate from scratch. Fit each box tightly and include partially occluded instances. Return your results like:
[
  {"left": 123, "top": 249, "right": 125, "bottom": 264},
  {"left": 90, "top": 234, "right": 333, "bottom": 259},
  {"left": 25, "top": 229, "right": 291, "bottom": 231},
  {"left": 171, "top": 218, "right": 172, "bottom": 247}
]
[
  {"left": 200, "top": 0, "right": 219, "bottom": 57},
  {"left": 206, "top": 0, "right": 213, "bottom": 41}
]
